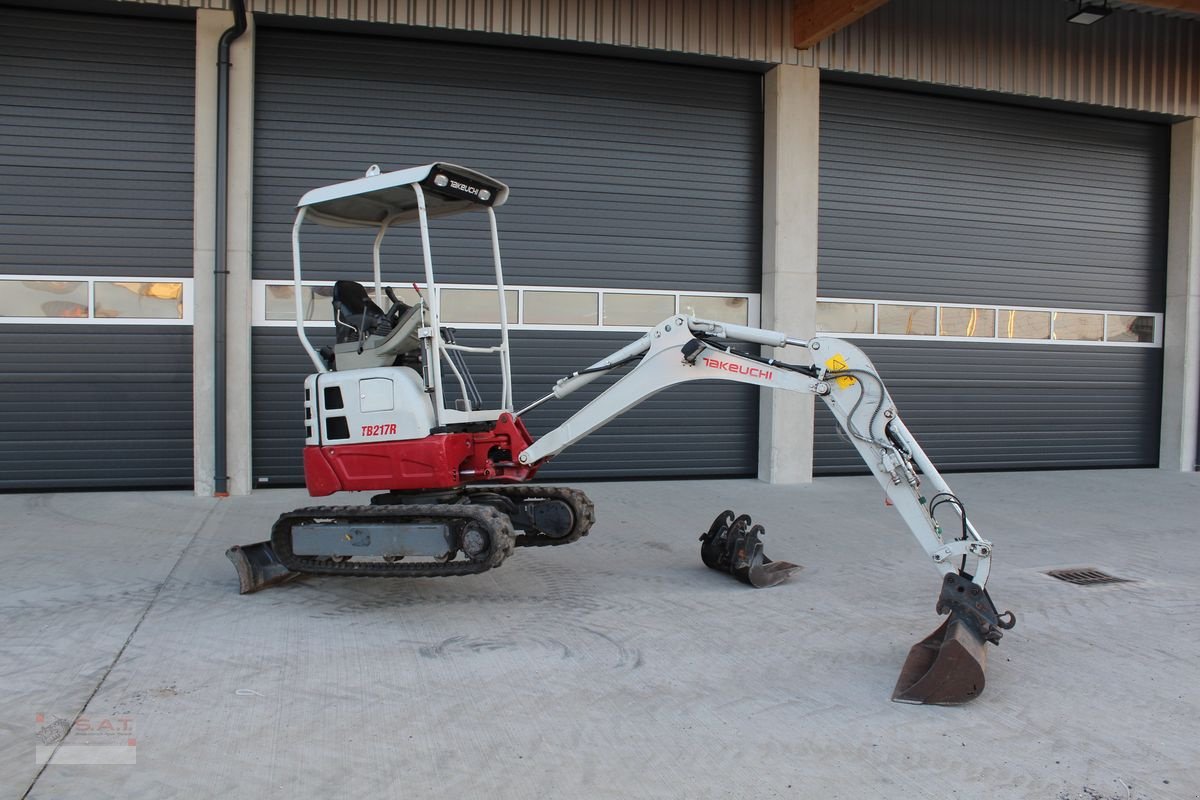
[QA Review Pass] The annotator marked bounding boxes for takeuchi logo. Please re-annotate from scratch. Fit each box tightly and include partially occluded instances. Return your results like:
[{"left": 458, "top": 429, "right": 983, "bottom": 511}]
[{"left": 701, "top": 356, "right": 773, "bottom": 381}]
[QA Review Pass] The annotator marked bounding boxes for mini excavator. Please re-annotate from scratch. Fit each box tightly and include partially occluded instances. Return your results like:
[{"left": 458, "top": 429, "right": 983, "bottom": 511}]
[{"left": 227, "top": 163, "right": 1016, "bottom": 705}]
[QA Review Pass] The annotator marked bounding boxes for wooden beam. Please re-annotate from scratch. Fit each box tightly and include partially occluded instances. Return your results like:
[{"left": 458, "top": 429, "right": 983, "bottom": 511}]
[
  {"left": 1122, "top": 0, "right": 1200, "bottom": 12},
  {"left": 792, "top": 0, "right": 892, "bottom": 50}
]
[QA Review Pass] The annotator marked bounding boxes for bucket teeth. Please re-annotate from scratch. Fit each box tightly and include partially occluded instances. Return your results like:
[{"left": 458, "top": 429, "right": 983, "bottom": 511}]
[
  {"left": 226, "top": 541, "right": 301, "bottom": 594},
  {"left": 698, "top": 511, "right": 801, "bottom": 588}
]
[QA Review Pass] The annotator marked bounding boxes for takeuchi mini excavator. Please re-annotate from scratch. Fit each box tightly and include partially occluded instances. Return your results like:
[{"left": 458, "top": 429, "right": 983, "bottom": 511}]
[{"left": 227, "top": 163, "right": 1016, "bottom": 705}]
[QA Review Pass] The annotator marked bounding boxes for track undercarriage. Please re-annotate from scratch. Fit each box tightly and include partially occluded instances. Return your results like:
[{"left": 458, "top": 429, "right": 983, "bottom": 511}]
[{"left": 228, "top": 486, "right": 595, "bottom": 589}]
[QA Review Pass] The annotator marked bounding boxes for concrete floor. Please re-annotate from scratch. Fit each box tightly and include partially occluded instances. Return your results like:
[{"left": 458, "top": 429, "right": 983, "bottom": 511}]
[{"left": 2, "top": 469, "right": 1198, "bottom": 799}]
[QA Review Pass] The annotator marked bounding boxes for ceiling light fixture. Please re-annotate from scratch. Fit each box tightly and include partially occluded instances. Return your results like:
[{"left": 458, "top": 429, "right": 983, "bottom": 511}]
[{"left": 1067, "top": 0, "right": 1112, "bottom": 25}]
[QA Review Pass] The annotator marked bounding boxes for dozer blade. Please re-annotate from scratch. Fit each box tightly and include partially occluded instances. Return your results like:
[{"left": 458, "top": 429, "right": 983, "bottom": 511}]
[
  {"left": 699, "top": 511, "right": 801, "bottom": 588},
  {"left": 892, "top": 617, "right": 988, "bottom": 705},
  {"left": 892, "top": 572, "right": 1016, "bottom": 705},
  {"left": 226, "top": 541, "right": 301, "bottom": 594}
]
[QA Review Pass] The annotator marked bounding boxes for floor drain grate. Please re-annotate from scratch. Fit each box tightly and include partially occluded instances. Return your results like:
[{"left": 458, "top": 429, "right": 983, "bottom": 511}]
[{"left": 1045, "top": 567, "right": 1132, "bottom": 586}]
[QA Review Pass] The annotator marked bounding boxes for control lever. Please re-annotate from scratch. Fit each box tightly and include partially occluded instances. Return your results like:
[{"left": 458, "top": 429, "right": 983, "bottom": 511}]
[{"left": 383, "top": 285, "right": 409, "bottom": 327}]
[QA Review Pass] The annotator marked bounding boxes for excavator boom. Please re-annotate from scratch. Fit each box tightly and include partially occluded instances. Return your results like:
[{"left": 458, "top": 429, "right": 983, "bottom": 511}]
[{"left": 511, "top": 313, "right": 1016, "bottom": 704}]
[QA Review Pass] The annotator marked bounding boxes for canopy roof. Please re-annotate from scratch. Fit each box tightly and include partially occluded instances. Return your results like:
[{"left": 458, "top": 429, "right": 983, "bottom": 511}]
[{"left": 296, "top": 163, "right": 509, "bottom": 227}]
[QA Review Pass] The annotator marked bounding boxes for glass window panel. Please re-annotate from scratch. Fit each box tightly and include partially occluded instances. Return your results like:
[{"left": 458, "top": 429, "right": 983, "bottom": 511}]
[
  {"left": 939, "top": 306, "right": 995, "bottom": 338},
  {"left": 265, "top": 284, "right": 338, "bottom": 321},
  {"left": 524, "top": 291, "right": 598, "bottom": 325},
  {"left": 0, "top": 279, "right": 88, "bottom": 318},
  {"left": 440, "top": 288, "right": 517, "bottom": 324},
  {"left": 310, "top": 285, "right": 335, "bottom": 320},
  {"left": 388, "top": 286, "right": 423, "bottom": 307},
  {"left": 1106, "top": 314, "right": 1156, "bottom": 343},
  {"left": 264, "top": 284, "right": 298, "bottom": 320},
  {"left": 999, "top": 309, "right": 1051, "bottom": 340},
  {"left": 94, "top": 281, "right": 183, "bottom": 319},
  {"left": 603, "top": 293, "right": 674, "bottom": 326},
  {"left": 877, "top": 304, "right": 935, "bottom": 336},
  {"left": 816, "top": 301, "right": 874, "bottom": 334},
  {"left": 1053, "top": 312, "right": 1104, "bottom": 342},
  {"left": 680, "top": 295, "right": 748, "bottom": 325}
]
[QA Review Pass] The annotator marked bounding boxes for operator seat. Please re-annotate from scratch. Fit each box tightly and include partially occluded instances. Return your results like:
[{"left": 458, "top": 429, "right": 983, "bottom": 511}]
[
  {"left": 325, "top": 280, "right": 423, "bottom": 373},
  {"left": 333, "top": 280, "right": 394, "bottom": 344},
  {"left": 324, "top": 280, "right": 482, "bottom": 411}
]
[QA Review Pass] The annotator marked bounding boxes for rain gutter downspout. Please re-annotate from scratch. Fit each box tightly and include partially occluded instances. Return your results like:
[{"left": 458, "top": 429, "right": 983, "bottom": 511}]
[{"left": 214, "top": 0, "right": 247, "bottom": 496}]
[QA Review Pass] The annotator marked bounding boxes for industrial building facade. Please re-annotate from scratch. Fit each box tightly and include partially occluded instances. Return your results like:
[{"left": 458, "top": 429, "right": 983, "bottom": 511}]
[{"left": 0, "top": 0, "right": 1197, "bottom": 494}]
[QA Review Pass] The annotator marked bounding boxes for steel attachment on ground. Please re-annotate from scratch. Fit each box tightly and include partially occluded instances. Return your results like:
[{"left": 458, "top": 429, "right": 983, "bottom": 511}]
[{"left": 698, "top": 510, "right": 802, "bottom": 588}]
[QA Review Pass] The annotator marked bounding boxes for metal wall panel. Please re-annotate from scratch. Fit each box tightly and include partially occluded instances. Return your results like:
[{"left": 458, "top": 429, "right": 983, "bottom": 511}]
[
  {"left": 252, "top": 329, "right": 757, "bottom": 483},
  {"left": 123, "top": 0, "right": 800, "bottom": 63},
  {"left": 0, "top": 7, "right": 196, "bottom": 276},
  {"left": 0, "top": 9, "right": 195, "bottom": 488},
  {"left": 253, "top": 30, "right": 762, "bottom": 291},
  {"left": 820, "top": 83, "right": 1170, "bottom": 311},
  {"left": 0, "top": 327, "right": 195, "bottom": 488},
  {"left": 817, "top": 83, "right": 1167, "bottom": 471},
  {"left": 122, "top": 0, "right": 1199, "bottom": 116},
  {"left": 814, "top": 340, "right": 1163, "bottom": 471},
  {"left": 251, "top": 28, "right": 760, "bottom": 482},
  {"left": 817, "top": 0, "right": 1200, "bottom": 118}
]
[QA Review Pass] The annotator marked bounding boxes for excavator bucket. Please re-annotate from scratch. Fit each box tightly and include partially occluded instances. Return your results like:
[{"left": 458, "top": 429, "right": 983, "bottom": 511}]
[
  {"left": 699, "top": 511, "right": 801, "bottom": 588},
  {"left": 892, "top": 617, "right": 988, "bottom": 704},
  {"left": 892, "top": 572, "right": 1015, "bottom": 705},
  {"left": 226, "top": 541, "right": 300, "bottom": 594}
]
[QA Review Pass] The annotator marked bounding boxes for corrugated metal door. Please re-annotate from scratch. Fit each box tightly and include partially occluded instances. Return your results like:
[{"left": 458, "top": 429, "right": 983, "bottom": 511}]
[
  {"left": 0, "top": 8, "right": 195, "bottom": 488},
  {"left": 251, "top": 27, "right": 762, "bottom": 484},
  {"left": 816, "top": 83, "right": 1168, "bottom": 471}
]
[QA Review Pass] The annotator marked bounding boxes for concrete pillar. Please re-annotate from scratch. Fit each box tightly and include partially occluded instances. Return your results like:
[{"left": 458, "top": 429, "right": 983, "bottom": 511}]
[
  {"left": 225, "top": 15, "right": 256, "bottom": 495},
  {"left": 1160, "top": 119, "right": 1200, "bottom": 472},
  {"left": 758, "top": 64, "right": 821, "bottom": 484},
  {"left": 193, "top": 10, "right": 256, "bottom": 496}
]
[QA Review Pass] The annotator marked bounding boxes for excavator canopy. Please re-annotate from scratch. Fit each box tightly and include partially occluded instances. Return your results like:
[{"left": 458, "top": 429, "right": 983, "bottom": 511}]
[{"left": 297, "top": 162, "right": 509, "bottom": 227}]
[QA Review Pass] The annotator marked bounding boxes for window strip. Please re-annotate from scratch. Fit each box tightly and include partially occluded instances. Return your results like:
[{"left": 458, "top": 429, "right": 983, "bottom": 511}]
[
  {"left": 816, "top": 297, "right": 1161, "bottom": 348},
  {"left": 253, "top": 280, "right": 760, "bottom": 332},
  {"left": 0, "top": 275, "right": 193, "bottom": 326}
]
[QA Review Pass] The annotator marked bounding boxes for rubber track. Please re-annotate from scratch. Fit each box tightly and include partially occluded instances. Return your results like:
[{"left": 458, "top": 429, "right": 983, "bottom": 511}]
[
  {"left": 270, "top": 504, "right": 515, "bottom": 578},
  {"left": 463, "top": 485, "right": 596, "bottom": 548}
]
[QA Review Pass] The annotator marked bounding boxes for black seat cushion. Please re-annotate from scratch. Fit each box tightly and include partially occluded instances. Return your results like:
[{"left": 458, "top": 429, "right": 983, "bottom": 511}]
[{"left": 332, "top": 280, "right": 392, "bottom": 344}]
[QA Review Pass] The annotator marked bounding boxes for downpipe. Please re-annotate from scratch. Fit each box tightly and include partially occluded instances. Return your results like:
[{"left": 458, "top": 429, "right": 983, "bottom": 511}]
[{"left": 213, "top": 0, "right": 248, "bottom": 496}]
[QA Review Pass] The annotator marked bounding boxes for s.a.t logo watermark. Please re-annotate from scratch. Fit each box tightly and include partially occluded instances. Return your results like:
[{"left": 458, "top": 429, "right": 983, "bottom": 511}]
[{"left": 35, "top": 713, "right": 137, "bottom": 765}]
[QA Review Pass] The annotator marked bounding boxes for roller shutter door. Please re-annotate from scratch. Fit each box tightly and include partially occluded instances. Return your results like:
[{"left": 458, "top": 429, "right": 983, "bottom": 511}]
[
  {"left": 816, "top": 83, "right": 1167, "bottom": 472},
  {"left": 0, "top": 8, "right": 194, "bottom": 489},
  {"left": 251, "top": 28, "right": 761, "bottom": 484}
]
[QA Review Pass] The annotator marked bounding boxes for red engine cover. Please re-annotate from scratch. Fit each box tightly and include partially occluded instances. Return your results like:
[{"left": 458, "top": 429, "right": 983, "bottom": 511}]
[{"left": 304, "top": 413, "right": 538, "bottom": 497}]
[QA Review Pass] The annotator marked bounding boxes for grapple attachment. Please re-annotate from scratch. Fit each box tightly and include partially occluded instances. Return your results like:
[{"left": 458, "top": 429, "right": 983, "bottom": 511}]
[
  {"left": 892, "top": 572, "right": 1016, "bottom": 705},
  {"left": 226, "top": 541, "right": 301, "bottom": 594},
  {"left": 699, "top": 511, "right": 801, "bottom": 588}
]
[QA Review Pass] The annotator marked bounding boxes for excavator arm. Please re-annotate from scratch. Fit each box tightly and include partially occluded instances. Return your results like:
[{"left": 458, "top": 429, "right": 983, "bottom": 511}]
[{"left": 516, "top": 313, "right": 1015, "bottom": 704}]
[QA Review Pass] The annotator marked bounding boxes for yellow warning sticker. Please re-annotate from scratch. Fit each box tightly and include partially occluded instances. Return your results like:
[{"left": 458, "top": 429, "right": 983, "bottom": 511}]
[{"left": 825, "top": 354, "right": 857, "bottom": 389}]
